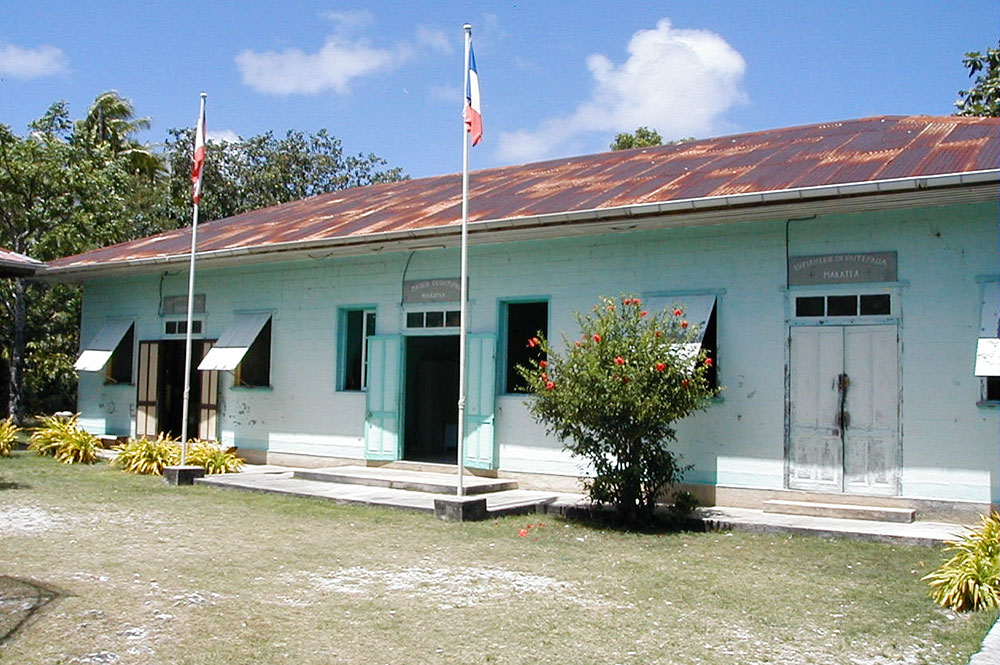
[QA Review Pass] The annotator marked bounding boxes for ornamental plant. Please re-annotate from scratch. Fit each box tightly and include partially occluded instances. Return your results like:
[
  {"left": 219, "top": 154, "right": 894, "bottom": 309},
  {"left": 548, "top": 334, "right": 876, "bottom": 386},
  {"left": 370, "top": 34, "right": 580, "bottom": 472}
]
[
  {"left": 0, "top": 417, "right": 20, "bottom": 456},
  {"left": 923, "top": 512, "right": 1000, "bottom": 611},
  {"left": 113, "top": 433, "right": 181, "bottom": 475},
  {"left": 28, "top": 413, "right": 101, "bottom": 464},
  {"left": 518, "top": 294, "right": 720, "bottom": 526},
  {"left": 185, "top": 439, "right": 244, "bottom": 474}
]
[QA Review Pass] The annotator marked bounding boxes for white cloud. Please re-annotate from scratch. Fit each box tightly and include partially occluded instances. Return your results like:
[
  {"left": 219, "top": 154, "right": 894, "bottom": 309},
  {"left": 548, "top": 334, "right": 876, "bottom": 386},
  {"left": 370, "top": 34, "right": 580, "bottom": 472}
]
[
  {"left": 207, "top": 129, "right": 241, "bottom": 144},
  {"left": 319, "top": 9, "right": 374, "bottom": 31},
  {"left": 416, "top": 25, "right": 452, "bottom": 54},
  {"left": 236, "top": 35, "right": 410, "bottom": 95},
  {"left": 0, "top": 43, "right": 67, "bottom": 79},
  {"left": 497, "top": 18, "right": 746, "bottom": 163}
]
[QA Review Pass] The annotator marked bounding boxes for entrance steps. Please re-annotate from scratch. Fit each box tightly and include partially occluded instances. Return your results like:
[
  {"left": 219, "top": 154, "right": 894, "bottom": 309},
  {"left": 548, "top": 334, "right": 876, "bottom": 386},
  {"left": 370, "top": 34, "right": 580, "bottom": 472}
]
[
  {"left": 763, "top": 499, "right": 915, "bottom": 523},
  {"left": 292, "top": 465, "right": 518, "bottom": 495}
]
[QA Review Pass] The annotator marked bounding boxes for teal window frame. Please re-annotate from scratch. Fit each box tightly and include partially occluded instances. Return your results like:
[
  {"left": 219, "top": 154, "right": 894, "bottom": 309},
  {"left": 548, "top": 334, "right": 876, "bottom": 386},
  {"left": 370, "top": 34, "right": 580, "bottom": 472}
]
[
  {"left": 498, "top": 297, "right": 550, "bottom": 395},
  {"left": 339, "top": 305, "right": 377, "bottom": 391}
]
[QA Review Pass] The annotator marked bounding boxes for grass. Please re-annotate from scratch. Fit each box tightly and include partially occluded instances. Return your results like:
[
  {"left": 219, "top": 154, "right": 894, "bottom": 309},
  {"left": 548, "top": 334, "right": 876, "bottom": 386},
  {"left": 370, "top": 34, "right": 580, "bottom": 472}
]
[{"left": 1, "top": 452, "right": 996, "bottom": 665}]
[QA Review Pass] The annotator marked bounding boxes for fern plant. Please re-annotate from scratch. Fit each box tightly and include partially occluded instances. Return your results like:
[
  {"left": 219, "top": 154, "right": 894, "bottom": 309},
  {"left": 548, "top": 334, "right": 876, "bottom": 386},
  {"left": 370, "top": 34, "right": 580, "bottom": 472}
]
[
  {"left": 0, "top": 417, "right": 20, "bottom": 457},
  {"left": 113, "top": 434, "right": 180, "bottom": 475},
  {"left": 29, "top": 413, "right": 100, "bottom": 463},
  {"left": 185, "top": 439, "right": 244, "bottom": 474},
  {"left": 923, "top": 512, "right": 1000, "bottom": 611}
]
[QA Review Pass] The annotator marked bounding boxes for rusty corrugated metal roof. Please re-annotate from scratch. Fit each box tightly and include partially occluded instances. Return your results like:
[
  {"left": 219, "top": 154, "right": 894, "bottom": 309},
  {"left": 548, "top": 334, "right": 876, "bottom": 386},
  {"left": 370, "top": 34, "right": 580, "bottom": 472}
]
[
  {"left": 47, "top": 115, "right": 1000, "bottom": 273},
  {"left": 0, "top": 247, "right": 43, "bottom": 276}
]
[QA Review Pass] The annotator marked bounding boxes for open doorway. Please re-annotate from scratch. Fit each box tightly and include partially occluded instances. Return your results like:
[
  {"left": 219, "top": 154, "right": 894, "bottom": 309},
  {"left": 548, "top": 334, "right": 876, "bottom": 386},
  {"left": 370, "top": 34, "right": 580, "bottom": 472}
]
[
  {"left": 404, "top": 335, "right": 458, "bottom": 463},
  {"left": 156, "top": 340, "right": 202, "bottom": 439}
]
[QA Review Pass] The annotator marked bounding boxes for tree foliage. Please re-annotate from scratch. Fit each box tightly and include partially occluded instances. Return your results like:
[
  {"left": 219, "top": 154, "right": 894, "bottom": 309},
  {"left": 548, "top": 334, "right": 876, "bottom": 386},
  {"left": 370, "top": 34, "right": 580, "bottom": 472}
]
[
  {"left": 157, "top": 128, "right": 407, "bottom": 228},
  {"left": 955, "top": 42, "right": 1000, "bottom": 117},
  {"left": 518, "top": 295, "right": 720, "bottom": 526},
  {"left": 610, "top": 126, "right": 663, "bottom": 151}
]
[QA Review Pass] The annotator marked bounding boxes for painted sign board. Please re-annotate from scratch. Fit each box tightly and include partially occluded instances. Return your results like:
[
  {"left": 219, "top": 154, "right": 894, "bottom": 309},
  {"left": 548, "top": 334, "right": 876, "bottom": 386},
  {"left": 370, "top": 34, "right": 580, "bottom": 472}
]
[
  {"left": 788, "top": 252, "right": 897, "bottom": 286},
  {"left": 403, "top": 279, "right": 462, "bottom": 304}
]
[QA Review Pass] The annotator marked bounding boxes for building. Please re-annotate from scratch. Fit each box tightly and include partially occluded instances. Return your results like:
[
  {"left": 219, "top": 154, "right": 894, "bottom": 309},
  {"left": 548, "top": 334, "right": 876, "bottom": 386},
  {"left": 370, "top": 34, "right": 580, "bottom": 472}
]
[
  {"left": 0, "top": 247, "right": 43, "bottom": 277},
  {"left": 43, "top": 115, "right": 1000, "bottom": 518}
]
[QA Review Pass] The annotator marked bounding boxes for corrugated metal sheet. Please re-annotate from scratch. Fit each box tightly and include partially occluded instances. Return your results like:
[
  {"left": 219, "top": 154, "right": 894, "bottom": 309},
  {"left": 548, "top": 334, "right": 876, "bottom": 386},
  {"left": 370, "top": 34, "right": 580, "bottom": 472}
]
[
  {"left": 0, "top": 247, "right": 43, "bottom": 276},
  {"left": 47, "top": 115, "right": 1000, "bottom": 272}
]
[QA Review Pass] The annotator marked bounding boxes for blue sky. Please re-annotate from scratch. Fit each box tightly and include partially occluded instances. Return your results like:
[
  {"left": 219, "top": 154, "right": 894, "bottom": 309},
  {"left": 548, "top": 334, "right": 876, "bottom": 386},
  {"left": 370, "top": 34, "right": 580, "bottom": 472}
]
[{"left": 1, "top": 1, "right": 997, "bottom": 179}]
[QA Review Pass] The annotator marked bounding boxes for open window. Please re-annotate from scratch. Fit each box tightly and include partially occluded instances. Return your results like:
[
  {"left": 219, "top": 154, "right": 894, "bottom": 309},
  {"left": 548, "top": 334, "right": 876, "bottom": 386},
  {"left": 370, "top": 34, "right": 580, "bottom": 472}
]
[
  {"left": 341, "top": 308, "right": 376, "bottom": 391},
  {"left": 648, "top": 294, "right": 719, "bottom": 390},
  {"left": 503, "top": 301, "right": 548, "bottom": 393},
  {"left": 198, "top": 313, "right": 272, "bottom": 388},
  {"left": 74, "top": 319, "right": 135, "bottom": 384},
  {"left": 975, "top": 281, "right": 1000, "bottom": 403}
]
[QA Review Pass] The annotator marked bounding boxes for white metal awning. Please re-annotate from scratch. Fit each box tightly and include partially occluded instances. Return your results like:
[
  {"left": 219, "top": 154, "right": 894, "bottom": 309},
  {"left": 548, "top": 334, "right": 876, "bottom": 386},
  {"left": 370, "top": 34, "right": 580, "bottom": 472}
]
[
  {"left": 74, "top": 319, "right": 134, "bottom": 372},
  {"left": 975, "top": 282, "right": 1000, "bottom": 376},
  {"left": 198, "top": 313, "right": 271, "bottom": 371}
]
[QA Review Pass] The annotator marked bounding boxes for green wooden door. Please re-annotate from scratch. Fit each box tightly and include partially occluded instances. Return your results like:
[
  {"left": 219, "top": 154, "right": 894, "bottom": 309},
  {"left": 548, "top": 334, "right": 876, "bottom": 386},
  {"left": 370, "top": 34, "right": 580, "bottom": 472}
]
[
  {"left": 463, "top": 333, "right": 497, "bottom": 469},
  {"left": 365, "top": 335, "right": 402, "bottom": 460}
]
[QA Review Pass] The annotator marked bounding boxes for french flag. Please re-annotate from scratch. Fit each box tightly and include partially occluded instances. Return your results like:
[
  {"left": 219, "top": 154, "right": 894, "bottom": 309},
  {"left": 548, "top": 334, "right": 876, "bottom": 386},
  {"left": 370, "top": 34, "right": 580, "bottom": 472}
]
[
  {"left": 191, "top": 95, "right": 207, "bottom": 203},
  {"left": 464, "top": 43, "right": 482, "bottom": 146}
]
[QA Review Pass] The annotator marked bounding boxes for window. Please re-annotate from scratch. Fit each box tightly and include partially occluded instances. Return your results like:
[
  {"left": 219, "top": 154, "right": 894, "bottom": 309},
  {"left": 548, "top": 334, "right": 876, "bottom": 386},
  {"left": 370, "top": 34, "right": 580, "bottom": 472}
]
[
  {"left": 164, "top": 319, "right": 203, "bottom": 336},
  {"left": 647, "top": 294, "right": 719, "bottom": 391},
  {"left": 234, "top": 318, "right": 271, "bottom": 387},
  {"left": 105, "top": 323, "right": 135, "bottom": 384},
  {"left": 405, "top": 309, "right": 460, "bottom": 329},
  {"left": 161, "top": 294, "right": 205, "bottom": 315},
  {"left": 342, "top": 308, "right": 376, "bottom": 390},
  {"left": 984, "top": 377, "right": 1000, "bottom": 403},
  {"left": 794, "top": 293, "right": 892, "bottom": 318},
  {"left": 504, "top": 301, "right": 548, "bottom": 393}
]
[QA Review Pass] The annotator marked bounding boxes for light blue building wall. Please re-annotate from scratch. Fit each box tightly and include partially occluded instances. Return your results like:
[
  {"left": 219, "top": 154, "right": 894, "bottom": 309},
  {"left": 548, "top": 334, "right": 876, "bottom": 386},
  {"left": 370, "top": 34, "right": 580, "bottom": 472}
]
[{"left": 75, "top": 201, "right": 1000, "bottom": 509}]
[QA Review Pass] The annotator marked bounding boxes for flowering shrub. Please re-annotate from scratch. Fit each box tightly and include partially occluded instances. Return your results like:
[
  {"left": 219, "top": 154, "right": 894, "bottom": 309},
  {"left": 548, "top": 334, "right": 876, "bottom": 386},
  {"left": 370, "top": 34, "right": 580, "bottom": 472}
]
[{"left": 518, "top": 294, "right": 720, "bottom": 526}]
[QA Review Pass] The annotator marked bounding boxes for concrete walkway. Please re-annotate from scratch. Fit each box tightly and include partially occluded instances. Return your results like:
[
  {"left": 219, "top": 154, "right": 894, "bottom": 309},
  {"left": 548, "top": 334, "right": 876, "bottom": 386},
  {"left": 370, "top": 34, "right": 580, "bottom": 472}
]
[{"left": 197, "top": 464, "right": 968, "bottom": 545}]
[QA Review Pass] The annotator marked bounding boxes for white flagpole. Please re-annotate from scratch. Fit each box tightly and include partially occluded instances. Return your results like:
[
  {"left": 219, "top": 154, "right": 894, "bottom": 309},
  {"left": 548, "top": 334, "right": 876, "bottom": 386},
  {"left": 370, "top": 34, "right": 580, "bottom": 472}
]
[
  {"left": 456, "top": 24, "right": 473, "bottom": 497},
  {"left": 180, "top": 92, "right": 207, "bottom": 465}
]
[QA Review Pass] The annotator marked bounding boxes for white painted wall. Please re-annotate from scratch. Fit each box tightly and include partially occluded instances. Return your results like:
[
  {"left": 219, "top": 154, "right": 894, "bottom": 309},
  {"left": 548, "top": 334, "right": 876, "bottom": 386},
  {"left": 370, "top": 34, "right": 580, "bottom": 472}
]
[{"left": 75, "top": 201, "right": 1000, "bottom": 504}]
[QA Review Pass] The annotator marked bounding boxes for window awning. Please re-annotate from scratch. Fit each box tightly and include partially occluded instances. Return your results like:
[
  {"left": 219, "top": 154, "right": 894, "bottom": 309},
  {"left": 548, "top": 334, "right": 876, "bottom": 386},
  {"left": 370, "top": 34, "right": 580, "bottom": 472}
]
[
  {"left": 975, "top": 282, "right": 1000, "bottom": 376},
  {"left": 74, "top": 319, "right": 134, "bottom": 372},
  {"left": 198, "top": 313, "right": 271, "bottom": 371}
]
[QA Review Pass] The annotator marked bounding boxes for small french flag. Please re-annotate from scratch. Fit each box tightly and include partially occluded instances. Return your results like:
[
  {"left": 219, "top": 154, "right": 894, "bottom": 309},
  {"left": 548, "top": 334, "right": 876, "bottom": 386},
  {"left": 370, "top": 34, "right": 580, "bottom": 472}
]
[
  {"left": 464, "top": 43, "right": 482, "bottom": 146},
  {"left": 191, "top": 94, "right": 207, "bottom": 203}
]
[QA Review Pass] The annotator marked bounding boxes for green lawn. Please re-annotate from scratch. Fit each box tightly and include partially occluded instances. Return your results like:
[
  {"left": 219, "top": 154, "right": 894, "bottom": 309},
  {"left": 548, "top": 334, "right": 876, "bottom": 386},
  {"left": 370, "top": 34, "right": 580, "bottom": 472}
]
[{"left": 1, "top": 452, "right": 996, "bottom": 665}]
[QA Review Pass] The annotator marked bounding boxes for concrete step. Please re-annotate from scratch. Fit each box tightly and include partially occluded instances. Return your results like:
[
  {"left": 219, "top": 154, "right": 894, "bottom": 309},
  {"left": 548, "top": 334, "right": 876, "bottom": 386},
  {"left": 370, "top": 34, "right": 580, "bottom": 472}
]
[
  {"left": 763, "top": 499, "right": 915, "bottom": 523},
  {"left": 291, "top": 465, "right": 518, "bottom": 495}
]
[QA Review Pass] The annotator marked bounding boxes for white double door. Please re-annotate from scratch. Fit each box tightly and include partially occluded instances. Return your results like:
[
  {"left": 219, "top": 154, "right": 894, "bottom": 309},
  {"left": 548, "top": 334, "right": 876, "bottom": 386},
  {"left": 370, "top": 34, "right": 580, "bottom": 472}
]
[{"left": 788, "top": 325, "right": 899, "bottom": 495}]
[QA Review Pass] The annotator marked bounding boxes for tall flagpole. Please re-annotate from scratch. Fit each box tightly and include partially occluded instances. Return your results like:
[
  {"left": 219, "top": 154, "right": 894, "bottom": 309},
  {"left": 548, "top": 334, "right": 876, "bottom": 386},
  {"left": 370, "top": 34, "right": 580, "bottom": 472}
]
[
  {"left": 456, "top": 24, "right": 473, "bottom": 497},
  {"left": 180, "top": 92, "right": 207, "bottom": 465}
]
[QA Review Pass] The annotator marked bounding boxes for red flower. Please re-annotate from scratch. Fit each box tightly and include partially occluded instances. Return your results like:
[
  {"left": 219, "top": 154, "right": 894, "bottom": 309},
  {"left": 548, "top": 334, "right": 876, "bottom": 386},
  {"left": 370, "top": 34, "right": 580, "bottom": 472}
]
[
  {"left": 593, "top": 334, "right": 602, "bottom": 342},
  {"left": 681, "top": 378, "right": 691, "bottom": 388},
  {"left": 633, "top": 298, "right": 642, "bottom": 306},
  {"left": 640, "top": 310, "right": 648, "bottom": 317},
  {"left": 622, "top": 298, "right": 632, "bottom": 305},
  {"left": 575, "top": 341, "right": 582, "bottom": 347},
  {"left": 654, "top": 331, "right": 663, "bottom": 338},
  {"left": 703, "top": 357, "right": 713, "bottom": 367},
  {"left": 622, "top": 376, "right": 630, "bottom": 384},
  {"left": 607, "top": 304, "right": 615, "bottom": 311},
  {"left": 539, "top": 360, "right": 548, "bottom": 368},
  {"left": 540, "top": 373, "right": 548, "bottom": 381},
  {"left": 673, "top": 308, "right": 683, "bottom": 316},
  {"left": 518, "top": 529, "right": 529, "bottom": 537},
  {"left": 681, "top": 320, "right": 689, "bottom": 329},
  {"left": 614, "top": 356, "right": 625, "bottom": 366},
  {"left": 655, "top": 362, "right": 666, "bottom": 372},
  {"left": 545, "top": 381, "right": 555, "bottom": 390}
]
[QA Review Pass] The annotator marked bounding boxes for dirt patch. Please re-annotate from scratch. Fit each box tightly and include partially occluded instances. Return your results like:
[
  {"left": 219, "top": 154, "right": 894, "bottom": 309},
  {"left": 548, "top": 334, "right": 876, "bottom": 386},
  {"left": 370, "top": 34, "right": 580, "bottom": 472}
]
[{"left": 0, "top": 506, "right": 61, "bottom": 536}]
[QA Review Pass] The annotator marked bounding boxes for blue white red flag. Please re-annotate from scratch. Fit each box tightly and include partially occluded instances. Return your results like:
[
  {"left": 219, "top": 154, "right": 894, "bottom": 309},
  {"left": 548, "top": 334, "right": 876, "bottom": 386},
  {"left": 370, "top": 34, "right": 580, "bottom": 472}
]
[
  {"left": 464, "top": 43, "right": 482, "bottom": 146},
  {"left": 191, "top": 96, "right": 207, "bottom": 203}
]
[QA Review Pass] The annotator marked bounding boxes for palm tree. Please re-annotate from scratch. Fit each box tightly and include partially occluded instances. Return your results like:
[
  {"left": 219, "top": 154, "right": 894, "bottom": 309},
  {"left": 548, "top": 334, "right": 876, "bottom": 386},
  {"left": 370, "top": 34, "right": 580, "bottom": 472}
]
[{"left": 74, "top": 91, "right": 163, "bottom": 180}]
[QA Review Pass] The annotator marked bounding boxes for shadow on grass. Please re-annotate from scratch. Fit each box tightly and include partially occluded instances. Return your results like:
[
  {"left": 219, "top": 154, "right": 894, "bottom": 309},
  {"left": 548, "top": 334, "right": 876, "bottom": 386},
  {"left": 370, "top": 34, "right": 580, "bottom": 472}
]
[
  {"left": 556, "top": 502, "right": 707, "bottom": 535},
  {"left": 0, "top": 576, "right": 67, "bottom": 645}
]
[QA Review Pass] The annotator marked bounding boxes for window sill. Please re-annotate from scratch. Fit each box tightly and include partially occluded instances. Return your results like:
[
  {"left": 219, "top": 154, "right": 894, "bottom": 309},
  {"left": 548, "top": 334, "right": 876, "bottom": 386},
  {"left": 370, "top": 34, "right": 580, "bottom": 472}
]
[
  {"left": 231, "top": 385, "right": 273, "bottom": 392},
  {"left": 976, "top": 400, "right": 1000, "bottom": 408},
  {"left": 103, "top": 381, "right": 135, "bottom": 387}
]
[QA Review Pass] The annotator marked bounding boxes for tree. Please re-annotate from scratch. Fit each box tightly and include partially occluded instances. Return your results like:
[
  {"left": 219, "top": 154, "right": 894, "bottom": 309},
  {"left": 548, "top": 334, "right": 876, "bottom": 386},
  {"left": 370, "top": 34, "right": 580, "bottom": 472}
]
[
  {"left": 156, "top": 128, "right": 407, "bottom": 228},
  {"left": 73, "top": 91, "right": 163, "bottom": 179},
  {"left": 0, "top": 103, "right": 147, "bottom": 421},
  {"left": 610, "top": 126, "right": 663, "bottom": 151},
  {"left": 955, "top": 42, "right": 1000, "bottom": 117},
  {"left": 518, "top": 295, "right": 720, "bottom": 526}
]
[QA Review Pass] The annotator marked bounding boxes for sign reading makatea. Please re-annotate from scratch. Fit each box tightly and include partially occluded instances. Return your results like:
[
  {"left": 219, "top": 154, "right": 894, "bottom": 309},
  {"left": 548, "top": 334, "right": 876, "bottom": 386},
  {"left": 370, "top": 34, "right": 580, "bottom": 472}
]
[
  {"left": 403, "top": 279, "right": 462, "bottom": 304},
  {"left": 788, "top": 252, "right": 897, "bottom": 286}
]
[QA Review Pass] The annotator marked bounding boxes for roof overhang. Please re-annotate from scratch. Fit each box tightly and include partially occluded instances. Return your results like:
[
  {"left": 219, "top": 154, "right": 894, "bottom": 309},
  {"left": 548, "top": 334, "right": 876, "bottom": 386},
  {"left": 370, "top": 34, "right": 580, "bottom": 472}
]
[{"left": 38, "top": 169, "right": 1000, "bottom": 282}]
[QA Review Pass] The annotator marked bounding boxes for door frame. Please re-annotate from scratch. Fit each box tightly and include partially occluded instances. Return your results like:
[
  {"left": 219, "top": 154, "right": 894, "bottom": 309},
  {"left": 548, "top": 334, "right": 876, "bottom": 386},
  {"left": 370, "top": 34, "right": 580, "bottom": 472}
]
[{"left": 784, "top": 286, "right": 902, "bottom": 495}]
